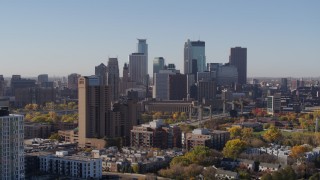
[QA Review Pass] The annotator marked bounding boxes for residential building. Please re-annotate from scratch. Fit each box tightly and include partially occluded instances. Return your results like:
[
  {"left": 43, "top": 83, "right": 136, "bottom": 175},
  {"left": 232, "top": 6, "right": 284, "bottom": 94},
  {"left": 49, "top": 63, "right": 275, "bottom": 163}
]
[
  {"left": 229, "top": 47, "right": 247, "bottom": 84},
  {"left": 107, "top": 58, "right": 120, "bottom": 101},
  {"left": 24, "top": 122, "right": 53, "bottom": 139},
  {"left": 78, "top": 76, "right": 111, "bottom": 147},
  {"left": 0, "top": 107, "right": 25, "bottom": 180},
  {"left": 185, "top": 128, "right": 230, "bottom": 150},
  {"left": 39, "top": 151, "right": 102, "bottom": 179},
  {"left": 184, "top": 39, "right": 206, "bottom": 76},
  {"left": 130, "top": 119, "right": 182, "bottom": 149}
]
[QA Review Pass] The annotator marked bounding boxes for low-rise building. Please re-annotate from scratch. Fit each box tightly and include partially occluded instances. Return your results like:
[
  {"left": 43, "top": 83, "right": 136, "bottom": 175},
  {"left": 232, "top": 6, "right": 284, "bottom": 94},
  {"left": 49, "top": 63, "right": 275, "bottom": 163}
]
[
  {"left": 130, "top": 119, "right": 181, "bottom": 149},
  {"left": 185, "top": 128, "right": 230, "bottom": 150},
  {"left": 39, "top": 151, "right": 102, "bottom": 179}
]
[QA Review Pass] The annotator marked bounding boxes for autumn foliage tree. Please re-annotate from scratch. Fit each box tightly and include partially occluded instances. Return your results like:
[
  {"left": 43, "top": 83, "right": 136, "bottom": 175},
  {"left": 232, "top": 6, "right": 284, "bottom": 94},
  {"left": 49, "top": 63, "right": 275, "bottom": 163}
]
[
  {"left": 263, "top": 126, "right": 282, "bottom": 143},
  {"left": 290, "top": 145, "right": 311, "bottom": 159},
  {"left": 222, "top": 139, "right": 247, "bottom": 159},
  {"left": 228, "top": 126, "right": 242, "bottom": 139}
]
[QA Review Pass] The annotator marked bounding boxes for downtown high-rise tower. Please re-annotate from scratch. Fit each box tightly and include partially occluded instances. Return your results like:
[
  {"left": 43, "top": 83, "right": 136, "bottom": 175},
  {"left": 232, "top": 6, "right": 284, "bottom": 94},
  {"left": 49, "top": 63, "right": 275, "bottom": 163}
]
[{"left": 184, "top": 39, "right": 206, "bottom": 76}]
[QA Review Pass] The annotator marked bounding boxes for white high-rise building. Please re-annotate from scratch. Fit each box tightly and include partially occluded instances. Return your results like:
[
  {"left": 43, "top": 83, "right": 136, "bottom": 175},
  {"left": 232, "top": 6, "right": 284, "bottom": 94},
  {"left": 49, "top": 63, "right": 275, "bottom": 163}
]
[{"left": 0, "top": 107, "right": 25, "bottom": 180}]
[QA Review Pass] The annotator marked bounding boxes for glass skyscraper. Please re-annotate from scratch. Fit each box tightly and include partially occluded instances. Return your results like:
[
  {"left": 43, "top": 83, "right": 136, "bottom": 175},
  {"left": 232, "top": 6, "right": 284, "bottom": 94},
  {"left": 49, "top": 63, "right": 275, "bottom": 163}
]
[{"left": 184, "top": 39, "right": 206, "bottom": 76}]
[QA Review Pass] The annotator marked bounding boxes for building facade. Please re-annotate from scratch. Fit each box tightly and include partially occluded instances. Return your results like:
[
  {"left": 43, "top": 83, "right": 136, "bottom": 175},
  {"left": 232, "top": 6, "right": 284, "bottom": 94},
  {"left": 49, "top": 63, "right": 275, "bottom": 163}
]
[
  {"left": 67, "top": 73, "right": 81, "bottom": 90},
  {"left": 107, "top": 58, "right": 120, "bottom": 102},
  {"left": 153, "top": 57, "right": 165, "bottom": 75},
  {"left": 184, "top": 39, "right": 206, "bottom": 75},
  {"left": 129, "top": 53, "right": 148, "bottom": 85},
  {"left": 39, "top": 151, "right": 102, "bottom": 179},
  {"left": 229, "top": 47, "right": 247, "bottom": 84},
  {"left": 95, "top": 63, "right": 107, "bottom": 85},
  {"left": 131, "top": 119, "right": 182, "bottom": 149},
  {"left": 78, "top": 76, "right": 111, "bottom": 147},
  {"left": 0, "top": 107, "right": 25, "bottom": 180},
  {"left": 185, "top": 128, "right": 230, "bottom": 150}
]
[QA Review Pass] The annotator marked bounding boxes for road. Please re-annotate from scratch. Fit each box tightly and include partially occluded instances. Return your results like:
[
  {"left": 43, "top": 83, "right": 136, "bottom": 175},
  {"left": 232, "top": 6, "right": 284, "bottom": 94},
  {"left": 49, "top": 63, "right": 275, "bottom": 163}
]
[
  {"left": 171, "top": 113, "right": 229, "bottom": 126},
  {"left": 102, "top": 172, "right": 169, "bottom": 180}
]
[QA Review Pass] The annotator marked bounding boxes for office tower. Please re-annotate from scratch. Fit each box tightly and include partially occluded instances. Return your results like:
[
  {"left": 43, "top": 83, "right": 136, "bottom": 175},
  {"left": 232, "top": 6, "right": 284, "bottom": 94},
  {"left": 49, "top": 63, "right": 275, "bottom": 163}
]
[
  {"left": 214, "top": 64, "right": 238, "bottom": 86},
  {"left": 0, "top": 107, "right": 25, "bottom": 180},
  {"left": 184, "top": 39, "right": 206, "bottom": 76},
  {"left": 291, "top": 79, "right": 300, "bottom": 90},
  {"left": 153, "top": 70, "right": 175, "bottom": 100},
  {"left": 129, "top": 53, "right": 148, "bottom": 85},
  {"left": 67, "top": 73, "right": 80, "bottom": 90},
  {"left": 107, "top": 58, "right": 120, "bottom": 101},
  {"left": 167, "top": 63, "right": 176, "bottom": 71},
  {"left": 37, "top": 74, "right": 49, "bottom": 84},
  {"left": 186, "top": 74, "right": 195, "bottom": 96},
  {"left": 95, "top": 63, "right": 107, "bottom": 85},
  {"left": 169, "top": 74, "right": 187, "bottom": 100},
  {"left": 0, "top": 75, "right": 5, "bottom": 96},
  {"left": 281, "top": 78, "right": 288, "bottom": 92},
  {"left": 153, "top": 57, "right": 165, "bottom": 74},
  {"left": 137, "top": 39, "right": 148, "bottom": 58},
  {"left": 229, "top": 47, "right": 247, "bottom": 84},
  {"left": 78, "top": 76, "right": 111, "bottom": 147}
]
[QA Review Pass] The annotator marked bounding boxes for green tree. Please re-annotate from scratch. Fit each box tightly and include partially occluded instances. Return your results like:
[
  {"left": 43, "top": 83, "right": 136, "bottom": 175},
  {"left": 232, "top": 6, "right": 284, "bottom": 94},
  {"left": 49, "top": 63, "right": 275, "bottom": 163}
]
[
  {"left": 310, "top": 173, "right": 320, "bottom": 180},
  {"left": 222, "top": 139, "right": 247, "bottom": 159}
]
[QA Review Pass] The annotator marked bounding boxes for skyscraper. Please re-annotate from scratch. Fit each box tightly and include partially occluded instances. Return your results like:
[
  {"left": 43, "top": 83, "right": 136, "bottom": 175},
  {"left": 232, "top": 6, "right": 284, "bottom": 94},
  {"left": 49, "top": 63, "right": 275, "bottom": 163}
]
[
  {"left": 95, "top": 63, "right": 107, "bottom": 85},
  {"left": 229, "top": 47, "right": 247, "bottom": 84},
  {"left": 0, "top": 107, "right": 25, "bottom": 180},
  {"left": 0, "top": 75, "right": 5, "bottom": 96},
  {"left": 153, "top": 57, "right": 165, "bottom": 74},
  {"left": 37, "top": 74, "right": 49, "bottom": 84},
  {"left": 137, "top": 39, "right": 148, "bottom": 58},
  {"left": 78, "top": 76, "right": 111, "bottom": 147},
  {"left": 184, "top": 39, "right": 206, "bottom": 75},
  {"left": 129, "top": 53, "right": 148, "bottom": 85},
  {"left": 107, "top": 58, "right": 120, "bottom": 102}
]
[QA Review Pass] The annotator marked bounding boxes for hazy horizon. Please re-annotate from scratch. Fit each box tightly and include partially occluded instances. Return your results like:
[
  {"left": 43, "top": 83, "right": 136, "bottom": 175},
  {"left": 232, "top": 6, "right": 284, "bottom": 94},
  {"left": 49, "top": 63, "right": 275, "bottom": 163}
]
[{"left": 1, "top": 1, "right": 319, "bottom": 77}]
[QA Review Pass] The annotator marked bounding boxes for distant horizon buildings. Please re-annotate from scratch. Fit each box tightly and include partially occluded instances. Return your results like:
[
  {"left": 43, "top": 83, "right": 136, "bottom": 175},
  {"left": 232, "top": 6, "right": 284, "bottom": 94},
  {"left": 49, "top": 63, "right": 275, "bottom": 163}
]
[{"left": 229, "top": 47, "right": 247, "bottom": 85}]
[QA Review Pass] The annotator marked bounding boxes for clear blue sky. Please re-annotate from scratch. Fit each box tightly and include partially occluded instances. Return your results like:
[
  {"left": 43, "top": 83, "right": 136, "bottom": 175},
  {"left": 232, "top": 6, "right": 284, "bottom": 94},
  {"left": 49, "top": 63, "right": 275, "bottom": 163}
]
[{"left": 1, "top": 0, "right": 319, "bottom": 78}]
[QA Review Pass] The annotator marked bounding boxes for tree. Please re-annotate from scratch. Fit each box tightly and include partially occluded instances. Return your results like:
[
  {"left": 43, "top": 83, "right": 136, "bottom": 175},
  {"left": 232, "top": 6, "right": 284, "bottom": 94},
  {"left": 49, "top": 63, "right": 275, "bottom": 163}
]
[
  {"left": 241, "top": 127, "right": 253, "bottom": 139},
  {"left": 228, "top": 126, "right": 242, "bottom": 139},
  {"left": 310, "top": 173, "right": 320, "bottom": 180},
  {"left": 202, "top": 167, "right": 216, "bottom": 180},
  {"left": 132, "top": 164, "right": 140, "bottom": 173},
  {"left": 184, "top": 164, "right": 203, "bottom": 179},
  {"left": 222, "top": 139, "right": 247, "bottom": 159},
  {"left": 261, "top": 173, "right": 272, "bottom": 180},
  {"left": 290, "top": 145, "right": 310, "bottom": 159},
  {"left": 263, "top": 126, "right": 282, "bottom": 143},
  {"left": 49, "top": 133, "right": 61, "bottom": 141}
]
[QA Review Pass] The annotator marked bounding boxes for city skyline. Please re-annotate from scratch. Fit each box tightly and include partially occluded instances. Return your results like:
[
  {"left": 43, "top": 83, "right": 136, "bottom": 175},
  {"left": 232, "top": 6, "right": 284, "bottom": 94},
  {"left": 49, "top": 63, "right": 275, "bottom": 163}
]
[{"left": 1, "top": 1, "right": 319, "bottom": 77}]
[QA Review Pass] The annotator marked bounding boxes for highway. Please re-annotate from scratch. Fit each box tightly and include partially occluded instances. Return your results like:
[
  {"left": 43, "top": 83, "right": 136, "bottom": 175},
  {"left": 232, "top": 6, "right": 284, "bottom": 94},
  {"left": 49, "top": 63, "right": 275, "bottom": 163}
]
[{"left": 171, "top": 113, "right": 229, "bottom": 126}]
